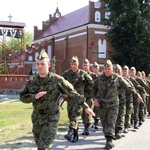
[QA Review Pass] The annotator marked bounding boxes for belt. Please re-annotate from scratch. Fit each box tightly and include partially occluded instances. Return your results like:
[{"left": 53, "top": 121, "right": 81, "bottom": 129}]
[{"left": 34, "top": 108, "right": 59, "bottom": 115}]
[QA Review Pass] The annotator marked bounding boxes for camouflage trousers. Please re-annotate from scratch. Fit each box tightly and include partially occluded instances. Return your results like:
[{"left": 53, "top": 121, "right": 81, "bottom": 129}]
[
  {"left": 139, "top": 93, "right": 146, "bottom": 120},
  {"left": 116, "top": 101, "right": 126, "bottom": 129},
  {"left": 124, "top": 100, "right": 133, "bottom": 127},
  {"left": 99, "top": 104, "right": 119, "bottom": 138},
  {"left": 81, "top": 97, "right": 94, "bottom": 124},
  {"left": 32, "top": 111, "right": 60, "bottom": 150},
  {"left": 67, "top": 101, "right": 83, "bottom": 129}
]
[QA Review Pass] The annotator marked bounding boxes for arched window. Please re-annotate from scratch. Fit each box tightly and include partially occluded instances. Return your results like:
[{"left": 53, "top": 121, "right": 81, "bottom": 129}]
[
  {"left": 28, "top": 56, "right": 33, "bottom": 61},
  {"left": 48, "top": 45, "right": 52, "bottom": 60},
  {"left": 35, "top": 52, "right": 39, "bottom": 60},
  {"left": 95, "top": 11, "right": 101, "bottom": 22},
  {"left": 98, "top": 39, "right": 106, "bottom": 58}
]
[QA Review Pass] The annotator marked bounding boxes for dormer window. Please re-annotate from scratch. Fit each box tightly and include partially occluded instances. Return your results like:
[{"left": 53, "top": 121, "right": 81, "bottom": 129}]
[{"left": 95, "top": 11, "right": 101, "bottom": 22}]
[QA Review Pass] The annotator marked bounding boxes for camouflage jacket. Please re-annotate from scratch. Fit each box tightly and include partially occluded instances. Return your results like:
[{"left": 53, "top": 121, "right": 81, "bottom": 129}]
[
  {"left": 20, "top": 72, "right": 89, "bottom": 111},
  {"left": 61, "top": 69, "right": 94, "bottom": 96},
  {"left": 93, "top": 73, "right": 140, "bottom": 108}
]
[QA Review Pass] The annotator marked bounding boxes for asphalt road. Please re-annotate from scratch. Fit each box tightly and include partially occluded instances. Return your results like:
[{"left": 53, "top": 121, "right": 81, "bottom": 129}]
[{"left": 0, "top": 94, "right": 150, "bottom": 150}]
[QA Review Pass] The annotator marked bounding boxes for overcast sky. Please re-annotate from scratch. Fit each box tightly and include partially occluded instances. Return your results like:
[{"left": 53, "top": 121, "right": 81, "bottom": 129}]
[{"left": 0, "top": 0, "right": 97, "bottom": 33}]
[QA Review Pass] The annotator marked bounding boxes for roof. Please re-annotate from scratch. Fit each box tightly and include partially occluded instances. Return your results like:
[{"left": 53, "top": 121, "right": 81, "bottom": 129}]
[
  {"left": 37, "top": 5, "right": 89, "bottom": 39},
  {"left": 0, "top": 21, "right": 26, "bottom": 28}
]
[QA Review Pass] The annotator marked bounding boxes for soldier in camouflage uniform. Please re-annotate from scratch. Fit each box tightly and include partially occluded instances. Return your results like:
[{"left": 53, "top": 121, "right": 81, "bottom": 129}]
[
  {"left": 130, "top": 67, "right": 150, "bottom": 128},
  {"left": 82, "top": 59, "right": 95, "bottom": 135},
  {"left": 20, "top": 51, "right": 95, "bottom": 150},
  {"left": 61, "top": 56, "right": 94, "bottom": 142},
  {"left": 136, "top": 71, "right": 150, "bottom": 125},
  {"left": 114, "top": 64, "right": 126, "bottom": 139},
  {"left": 122, "top": 66, "right": 146, "bottom": 131},
  {"left": 146, "top": 74, "right": 150, "bottom": 117},
  {"left": 93, "top": 60, "right": 143, "bottom": 149},
  {"left": 91, "top": 62, "right": 101, "bottom": 129}
]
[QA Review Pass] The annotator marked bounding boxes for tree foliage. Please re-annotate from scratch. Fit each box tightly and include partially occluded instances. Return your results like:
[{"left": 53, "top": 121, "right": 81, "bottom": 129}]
[{"left": 101, "top": 0, "right": 150, "bottom": 74}]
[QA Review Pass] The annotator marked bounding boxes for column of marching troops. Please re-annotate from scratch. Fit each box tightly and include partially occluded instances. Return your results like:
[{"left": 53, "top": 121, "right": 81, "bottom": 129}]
[
  {"left": 19, "top": 51, "right": 149, "bottom": 150},
  {"left": 60, "top": 56, "right": 150, "bottom": 149}
]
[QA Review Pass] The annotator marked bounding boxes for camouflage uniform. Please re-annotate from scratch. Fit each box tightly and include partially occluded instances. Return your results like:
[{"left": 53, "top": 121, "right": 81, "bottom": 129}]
[
  {"left": 61, "top": 56, "right": 93, "bottom": 142},
  {"left": 91, "top": 62, "right": 101, "bottom": 129},
  {"left": 20, "top": 52, "right": 89, "bottom": 150},
  {"left": 82, "top": 59, "right": 95, "bottom": 135},
  {"left": 130, "top": 67, "right": 150, "bottom": 128},
  {"left": 93, "top": 60, "right": 141, "bottom": 149},
  {"left": 114, "top": 64, "right": 126, "bottom": 139},
  {"left": 136, "top": 71, "right": 150, "bottom": 124}
]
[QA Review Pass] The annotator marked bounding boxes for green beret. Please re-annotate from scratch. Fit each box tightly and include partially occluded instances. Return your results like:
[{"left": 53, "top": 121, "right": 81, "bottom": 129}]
[
  {"left": 83, "top": 59, "right": 89, "bottom": 64},
  {"left": 37, "top": 51, "right": 49, "bottom": 60},
  {"left": 104, "top": 60, "right": 112, "bottom": 67},
  {"left": 115, "top": 64, "right": 122, "bottom": 72},
  {"left": 93, "top": 62, "right": 99, "bottom": 67},
  {"left": 130, "top": 67, "right": 136, "bottom": 71},
  {"left": 122, "top": 65, "right": 129, "bottom": 70},
  {"left": 70, "top": 56, "right": 79, "bottom": 63}
]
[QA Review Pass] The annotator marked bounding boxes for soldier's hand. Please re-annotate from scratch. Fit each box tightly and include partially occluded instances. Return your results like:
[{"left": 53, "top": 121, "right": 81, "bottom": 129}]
[
  {"left": 145, "top": 93, "right": 149, "bottom": 97},
  {"left": 35, "top": 91, "right": 47, "bottom": 99},
  {"left": 94, "top": 99, "right": 100, "bottom": 107},
  {"left": 85, "top": 108, "right": 95, "bottom": 117},
  {"left": 137, "top": 96, "right": 144, "bottom": 103}
]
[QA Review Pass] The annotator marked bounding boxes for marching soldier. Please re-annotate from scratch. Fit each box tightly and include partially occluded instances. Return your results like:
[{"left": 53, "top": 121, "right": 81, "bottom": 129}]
[
  {"left": 91, "top": 62, "right": 101, "bottom": 129},
  {"left": 61, "top": 56, "right": 94, "bottom": 142},
  {"left": 93, "top": 60, "right": 143, "bottom": 149},
  {"left": 81, "top": 59, "right": 95, "bottom": 135},
  {"left": 20, "top": 51, "right": 95, "bottom": 150}
]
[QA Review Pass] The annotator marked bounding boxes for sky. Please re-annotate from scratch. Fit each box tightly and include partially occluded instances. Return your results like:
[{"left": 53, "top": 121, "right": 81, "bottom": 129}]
[{"left": 0, "top": 0, "right": 97, "bottom": 33}]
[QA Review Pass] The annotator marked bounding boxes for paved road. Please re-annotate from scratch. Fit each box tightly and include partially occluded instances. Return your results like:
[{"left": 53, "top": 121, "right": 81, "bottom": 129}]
[
  {"left": 0, "top": 95, "right": 150, "bottom": 150},
  {"left": 52, "top": 117, "right": 150, "bottom": 150}
]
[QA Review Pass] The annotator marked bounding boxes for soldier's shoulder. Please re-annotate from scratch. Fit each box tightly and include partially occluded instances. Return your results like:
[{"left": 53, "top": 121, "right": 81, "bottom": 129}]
[{"left": 28, "top": 74, "right": 37, "bottom": 81}]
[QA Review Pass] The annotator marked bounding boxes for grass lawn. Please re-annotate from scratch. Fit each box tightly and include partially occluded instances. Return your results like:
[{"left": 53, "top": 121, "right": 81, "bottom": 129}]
[{"left": 0, "top": 100, "right": 69, "bottom": 143}]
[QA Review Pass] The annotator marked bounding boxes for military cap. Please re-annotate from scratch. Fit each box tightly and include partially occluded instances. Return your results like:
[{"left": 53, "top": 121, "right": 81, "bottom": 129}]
[
  {"left": 37, "top": 50, "right": 49, "bottom": 60},
  {"left": 70, "top": 56, "right": 79, "bottom": 63},
  {"left": 115, "top": 64, "right": 122, "bottom": 72},
  {"left": 104, "top": 59, "right": 112, "bottom": 67},
  {"left": 137, "top": 71, "right": 142, "bottom": 77},
  {"left": 130, "top": 67, "right": 136, "bottom": 71},
  {"left": 83, "top": 59, "right": 89, "bottom": 64},
  {"left": 93, "top": 62, "right": 99, "bottom": 67},
  {"left": 122, "top": 65, "right": 129, "bottom": 70},
  {"left": 141, "top": 71, "right": 145, "bottom": 75}
]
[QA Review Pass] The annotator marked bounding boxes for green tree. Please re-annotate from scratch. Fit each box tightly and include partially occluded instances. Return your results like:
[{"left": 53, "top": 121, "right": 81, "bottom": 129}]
[{"left": 101, "top": 0, "right": 150, "bottom": 74}]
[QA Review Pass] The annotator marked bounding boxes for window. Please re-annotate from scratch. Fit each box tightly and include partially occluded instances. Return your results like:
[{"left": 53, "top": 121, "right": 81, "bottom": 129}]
[
  {"left": 28, "top": 56, "right": 33, "bottom": 61},
  {"left": 98, "top": 39, "right": 106, "bottom": 58},
  {"left": 48, "top": 45, "right": 52, "bottom": 60},
  {"left": 95, "top": 11, "right": 101, "bottom": 22}
]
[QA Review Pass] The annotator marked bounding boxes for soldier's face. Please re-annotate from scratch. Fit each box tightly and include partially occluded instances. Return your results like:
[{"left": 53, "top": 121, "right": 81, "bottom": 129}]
[
  {"left": 92, "top": 66, "right": 99, "bottom": 74},
  {"left": 122, "top": 70, "right": 128, "bottom": 76},
  {"left": 83, "top": 63, "right": 90, "bottom": 72},
  {"left": 36, "top": 59, "right": 50, "bottom": 77},
  {"left": 70, "top": 62, "right": 79, "bottom": 72},
  {"left": 130, "top": 70, "right": 136, "bottom": 77},
  {"left": 104, "top": 66, "right": 113, "bottom": 77}
]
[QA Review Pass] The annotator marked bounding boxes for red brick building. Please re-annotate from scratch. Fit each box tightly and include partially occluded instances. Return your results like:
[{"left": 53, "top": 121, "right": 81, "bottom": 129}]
[{"left": 25, "top": 1, "right": 112, "bottom": 75}]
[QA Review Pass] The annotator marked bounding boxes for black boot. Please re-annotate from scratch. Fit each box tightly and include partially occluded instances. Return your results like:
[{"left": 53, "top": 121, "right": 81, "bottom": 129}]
[
  {"left": 105, "top": 136, "right": 114, "bottom": 149},
  {"left": 134, "top": 121, "right": 139, "bottom": 129},
  {"left": 124, "top": 125, "right": 129, "bottom": 133},
  {"left": 82, "top": 123, "right": 90, "bottom": 135},
  {"left": 71, "top": 128, "right": 79, "bottom": 143},
  {"left": 91, "top": 119, "right": 99, "bottom": 129},
  {"left": 64, "top": 128, "right": 74, "bottom": 141},
  {"left": 115, "top": 127, "right": 122, "bottom": 140}
]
